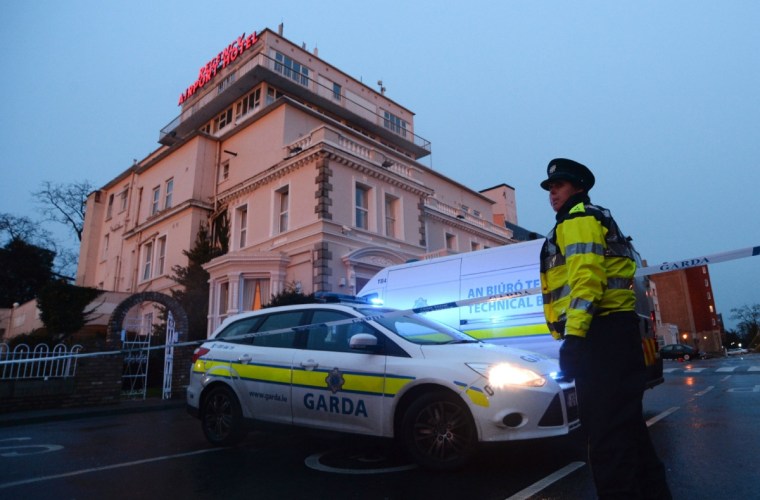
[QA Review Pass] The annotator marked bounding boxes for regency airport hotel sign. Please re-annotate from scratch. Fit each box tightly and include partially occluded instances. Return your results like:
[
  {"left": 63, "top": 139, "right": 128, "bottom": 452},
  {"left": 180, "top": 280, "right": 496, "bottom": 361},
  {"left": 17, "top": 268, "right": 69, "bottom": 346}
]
[{"left": 178, "top": 31, "right": 259, "bottom": 105}]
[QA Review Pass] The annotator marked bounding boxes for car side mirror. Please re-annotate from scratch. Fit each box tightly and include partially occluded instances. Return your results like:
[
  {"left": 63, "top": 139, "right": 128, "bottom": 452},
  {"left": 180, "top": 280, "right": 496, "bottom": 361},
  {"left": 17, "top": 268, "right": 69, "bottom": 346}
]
[{"left": 349, "top": 333, "right": 379, "bottom": 351}]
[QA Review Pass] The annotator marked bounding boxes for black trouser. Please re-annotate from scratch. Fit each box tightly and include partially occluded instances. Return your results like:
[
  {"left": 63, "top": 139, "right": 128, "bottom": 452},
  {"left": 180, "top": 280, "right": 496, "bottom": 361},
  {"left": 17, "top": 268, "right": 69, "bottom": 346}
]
[{"left": 575, "top": 312, "right": 671, "bottom": 500}]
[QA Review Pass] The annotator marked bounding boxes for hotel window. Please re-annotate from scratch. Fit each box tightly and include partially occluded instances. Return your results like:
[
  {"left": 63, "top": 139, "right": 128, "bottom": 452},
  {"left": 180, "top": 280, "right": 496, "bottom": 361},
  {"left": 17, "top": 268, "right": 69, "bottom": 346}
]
[
  {"left": 355, "top": 184, "right": 370, "bottom": 230},
  {"left": 119, "top": 188, "right": 128, "bottom": 212},
  {"left": 237, "top": 88, "right": 261, "bottom": 118},
  {"left": 242, "top": 278, "right": 270, "bottom": 311},
  {"left": 274, "top": 51, "right": 310, "bottom": 86},
  {"left": 215, "top": 107, "right": 233, "bottom": 131},
  {"left": 237, "top": 205, "right": 248, "bottom": 248},
  {"left": 151, "top": 187, "right": 160, "bottom": 215},
  {"left": 102, "top": 234, "right": 109, "bottom": 260},
  {"left": 220, "top": 161, "right": 230, "bottom": 182},
  {"left": 332, "top": 82, "right": 342, "bottom": 101},
  {"left": 142, "top": 241, "right": 153, "bottom": 281},
  {"left": 277, "top": 186, "right": 289, "bottom": 233},
  {"left": 217, "top": 73, "right": 235, "bottom": 94},
  {"left": 446, "top": 232, "right": 457, "bottom": 251},
  {"left": 164, "top": 178, "right": 173, "bottom": 209},
  {"left": 383, "top": 111, "right": 407, "bottom": 137},
  {"left": 157, "top": 236, "right": 167, "bottom": 275},
  {"left": 471, "top": 241, "right": 481, "bottom": 251},
  {"left": 384, "top": 194, "right": 398, "bottom": 237},
  {"left": 106, "top": 193, "right": 114, "bottom": 219},
  {"left": 266, "top": 87, "right": 283, "bottom": 105},
  {"left": 218, "top": 281, "right": 230, "bottom": 321}
]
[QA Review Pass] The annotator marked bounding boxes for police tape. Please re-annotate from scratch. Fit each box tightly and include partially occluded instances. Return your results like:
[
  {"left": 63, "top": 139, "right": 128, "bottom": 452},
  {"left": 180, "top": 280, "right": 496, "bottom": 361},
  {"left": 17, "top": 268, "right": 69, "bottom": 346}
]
[
  {"left": 636, "top": 244, "right": 760, "bottom": 277},
  {"left": 2, "top": 243, "right": 757, "bottom": 367},
  {"left": 0, "top": 287, "right": 542, "bottom": 366},
  {"left": 219, "top": 286, "right": 543, "bottom": 343}
]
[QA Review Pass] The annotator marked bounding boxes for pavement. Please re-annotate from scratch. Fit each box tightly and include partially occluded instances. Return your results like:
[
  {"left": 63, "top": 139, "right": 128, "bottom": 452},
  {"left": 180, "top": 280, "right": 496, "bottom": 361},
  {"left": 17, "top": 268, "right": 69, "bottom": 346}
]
[{"left": 0, "top": 397, "right": 186, "bottom": 428}]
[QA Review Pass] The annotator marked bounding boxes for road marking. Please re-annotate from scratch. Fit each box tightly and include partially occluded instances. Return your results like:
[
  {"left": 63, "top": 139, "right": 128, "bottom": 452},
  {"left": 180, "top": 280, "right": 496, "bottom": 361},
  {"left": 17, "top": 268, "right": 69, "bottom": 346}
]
[
  {"left": 716, "top": 367, "right": 737, "bottom": 372},
  {"left": 505, "top": 461, "right": 586, "bottom": 500},
  {"left": 505, "top": 406, "right": 678, "bottom": 499},
  {"left": 726, "top": 385, "right": 760, "bottom": 393},
  {"left": 683, "top": 368, "right": 706, "bottom": 373},
  {"left": 646, "top": 406, "right": 680, "bottom": 427},
  {"left": 749, "top": 366, "right": 760, "bottom": 372},
  {"left": 0, "top": 447, "right": 225, "bottom": 489},
  {"left": 304, "top": 451, "right": 417, "bottom": 474},
  {"left": 720, "top": 375, "right": 732, "bottom": 382},
  {"left": 695, "top": 386, "right": 714, "bottom": 397},
  {"left": 663, "top": 368, "right": 679, "bottom": 373}
]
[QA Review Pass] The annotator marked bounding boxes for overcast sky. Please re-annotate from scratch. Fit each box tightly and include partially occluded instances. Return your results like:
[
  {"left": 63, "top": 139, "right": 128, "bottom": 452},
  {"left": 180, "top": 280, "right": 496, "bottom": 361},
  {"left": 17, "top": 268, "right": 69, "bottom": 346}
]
[{"left": 2, "top": 1, "right": 758, "bottom": 331}]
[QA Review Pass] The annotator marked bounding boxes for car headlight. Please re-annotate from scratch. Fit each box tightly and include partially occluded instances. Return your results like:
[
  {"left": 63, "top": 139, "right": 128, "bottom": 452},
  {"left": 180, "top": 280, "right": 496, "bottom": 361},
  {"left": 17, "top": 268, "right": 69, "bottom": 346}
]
[{"left": 466, "top": 362, "right": 546, "bottom": 388}]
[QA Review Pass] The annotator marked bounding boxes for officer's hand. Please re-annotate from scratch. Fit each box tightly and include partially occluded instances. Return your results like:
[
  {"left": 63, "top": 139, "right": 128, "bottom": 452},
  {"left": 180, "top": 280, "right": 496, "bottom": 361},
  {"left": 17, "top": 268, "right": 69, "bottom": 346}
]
[{"left": 559, "top": 335, "right": 585, "bottom": 380}]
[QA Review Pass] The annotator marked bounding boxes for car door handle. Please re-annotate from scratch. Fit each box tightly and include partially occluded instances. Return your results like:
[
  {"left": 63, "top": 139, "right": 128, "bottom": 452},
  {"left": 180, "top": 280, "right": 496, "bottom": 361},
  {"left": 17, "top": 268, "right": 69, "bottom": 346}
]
[
  {"left": 300, "top": 359, "right": 319, "bottom": 370},
  {"left": 238, "top": 354, "right": 252, "bottom": 364}
]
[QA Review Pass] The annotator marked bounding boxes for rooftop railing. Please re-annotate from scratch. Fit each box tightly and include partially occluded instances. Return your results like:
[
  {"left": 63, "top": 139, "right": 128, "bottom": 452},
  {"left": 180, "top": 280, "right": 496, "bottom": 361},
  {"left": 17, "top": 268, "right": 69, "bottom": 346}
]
[{"left": 160, "top": 52, "right": 431, "bottom": 154}]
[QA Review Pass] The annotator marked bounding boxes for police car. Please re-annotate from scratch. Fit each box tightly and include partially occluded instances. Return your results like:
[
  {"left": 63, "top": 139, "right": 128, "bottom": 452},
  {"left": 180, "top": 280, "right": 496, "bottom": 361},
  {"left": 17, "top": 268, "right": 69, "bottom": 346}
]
[{"left": 186, "top": 298, "right": 579, "bottom": 470}]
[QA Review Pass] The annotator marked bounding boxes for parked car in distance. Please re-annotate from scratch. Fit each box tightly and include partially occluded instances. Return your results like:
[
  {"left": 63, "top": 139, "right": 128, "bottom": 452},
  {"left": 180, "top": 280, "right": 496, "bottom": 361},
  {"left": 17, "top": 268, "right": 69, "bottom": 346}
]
[
  {"left": 660, "top": 343, "right": 704, "bottom": 361},
  {"left": 726, "top": 347, "right": 749, "bottom": 356}
]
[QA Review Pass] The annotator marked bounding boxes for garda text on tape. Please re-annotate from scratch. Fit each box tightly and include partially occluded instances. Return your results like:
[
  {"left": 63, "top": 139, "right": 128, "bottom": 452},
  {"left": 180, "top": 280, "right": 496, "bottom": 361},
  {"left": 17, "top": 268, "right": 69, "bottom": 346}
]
[{"left": 636, "top": 244, "right": 760, "bottom": 277}]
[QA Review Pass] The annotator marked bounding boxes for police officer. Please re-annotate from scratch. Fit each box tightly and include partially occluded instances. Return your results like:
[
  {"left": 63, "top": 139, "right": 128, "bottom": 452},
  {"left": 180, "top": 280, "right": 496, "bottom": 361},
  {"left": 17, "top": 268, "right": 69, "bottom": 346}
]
[{"left": 539, "top": 158, "right": 671, "bottom": 499}]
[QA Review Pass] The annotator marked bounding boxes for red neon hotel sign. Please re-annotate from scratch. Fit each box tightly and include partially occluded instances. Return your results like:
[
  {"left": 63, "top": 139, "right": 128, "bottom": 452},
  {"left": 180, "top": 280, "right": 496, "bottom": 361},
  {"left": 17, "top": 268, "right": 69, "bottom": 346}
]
[{"left": 178, "top": 31, "right": 259, "bottom": 106}]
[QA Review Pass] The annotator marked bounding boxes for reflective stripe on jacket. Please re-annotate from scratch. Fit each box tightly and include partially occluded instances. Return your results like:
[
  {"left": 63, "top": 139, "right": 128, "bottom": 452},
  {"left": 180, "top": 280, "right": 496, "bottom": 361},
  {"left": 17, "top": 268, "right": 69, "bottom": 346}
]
[{"left": 540, "top": 197, "right": 637, "bottom": 339}]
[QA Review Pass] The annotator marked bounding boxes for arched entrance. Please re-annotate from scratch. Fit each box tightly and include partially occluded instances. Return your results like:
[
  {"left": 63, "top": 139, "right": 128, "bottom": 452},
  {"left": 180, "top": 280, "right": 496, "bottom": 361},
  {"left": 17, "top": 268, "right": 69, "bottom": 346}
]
[
  {"left": 342, "top": 247, "right": 407, "bottom": 292},
  {"left": 107, "top": 292, "right": 190, "bottom": 400}
]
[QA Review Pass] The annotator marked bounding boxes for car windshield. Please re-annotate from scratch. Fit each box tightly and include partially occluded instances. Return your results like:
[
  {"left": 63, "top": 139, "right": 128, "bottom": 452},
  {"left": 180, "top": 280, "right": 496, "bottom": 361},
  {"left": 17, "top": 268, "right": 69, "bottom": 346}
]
[{"left": 357, "top": 307, "right": 478, "bottom": 345}]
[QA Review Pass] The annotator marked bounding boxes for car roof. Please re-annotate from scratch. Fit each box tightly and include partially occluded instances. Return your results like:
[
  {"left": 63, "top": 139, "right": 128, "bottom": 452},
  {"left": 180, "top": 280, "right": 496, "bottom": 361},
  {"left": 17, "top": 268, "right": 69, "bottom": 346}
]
[{"left": 216, "top": 302, "right": 389, "bottom": 327}]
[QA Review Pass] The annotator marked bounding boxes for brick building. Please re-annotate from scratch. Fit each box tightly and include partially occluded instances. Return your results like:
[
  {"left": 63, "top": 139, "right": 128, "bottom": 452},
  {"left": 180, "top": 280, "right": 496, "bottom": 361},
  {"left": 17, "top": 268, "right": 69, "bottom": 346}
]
[{"left": 650, "top": 265, "right": 723, "bottom": 353}]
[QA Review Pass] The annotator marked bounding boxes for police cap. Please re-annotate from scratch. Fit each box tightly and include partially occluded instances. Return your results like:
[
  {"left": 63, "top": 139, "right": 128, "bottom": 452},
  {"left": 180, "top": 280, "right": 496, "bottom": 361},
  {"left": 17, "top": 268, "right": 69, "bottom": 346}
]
[{"left": 540, "top": 158, "right": 595, "bottom": 191}]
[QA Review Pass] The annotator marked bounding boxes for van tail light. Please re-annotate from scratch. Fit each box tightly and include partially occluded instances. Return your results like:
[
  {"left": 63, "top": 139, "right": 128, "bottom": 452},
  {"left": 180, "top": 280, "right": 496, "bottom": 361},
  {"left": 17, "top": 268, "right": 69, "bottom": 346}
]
[{"left": 192, "top": 347, "right": 210, "bottom": 364}]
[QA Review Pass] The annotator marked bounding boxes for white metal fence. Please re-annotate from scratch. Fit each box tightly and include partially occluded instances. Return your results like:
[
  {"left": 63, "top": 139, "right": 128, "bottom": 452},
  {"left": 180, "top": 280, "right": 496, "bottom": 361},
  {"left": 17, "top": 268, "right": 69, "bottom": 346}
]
[{"left": 0, "top": 343, "right": 83, "bottom": 380}]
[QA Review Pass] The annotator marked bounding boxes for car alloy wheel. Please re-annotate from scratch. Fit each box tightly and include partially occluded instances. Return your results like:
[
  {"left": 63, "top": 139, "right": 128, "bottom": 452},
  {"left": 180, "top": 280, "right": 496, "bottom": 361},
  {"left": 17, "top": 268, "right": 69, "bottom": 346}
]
[
  {"left": 402, "top": 391, "right": 477, "bottom": 470},
  {"left": 201, "top": 385, "right": 247, "bottom": 446}
]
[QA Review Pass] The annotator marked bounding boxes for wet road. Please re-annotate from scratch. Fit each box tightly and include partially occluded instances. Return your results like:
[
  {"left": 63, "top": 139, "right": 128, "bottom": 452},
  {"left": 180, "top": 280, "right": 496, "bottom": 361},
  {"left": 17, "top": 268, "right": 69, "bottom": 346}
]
[{"left": 1, "top": 354, "right": 758, "bottom": 499}]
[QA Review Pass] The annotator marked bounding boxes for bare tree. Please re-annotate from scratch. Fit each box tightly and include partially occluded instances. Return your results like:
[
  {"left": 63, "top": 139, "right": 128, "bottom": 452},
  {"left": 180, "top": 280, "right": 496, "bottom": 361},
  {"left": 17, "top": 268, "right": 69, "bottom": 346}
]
[
  {"left": 34, "top": 180, "right": 93, "bottom": 241},
  {"left": 730, "top": 304, "right": 760, "bottom": 349},
  {"left": 0, "top": 213, "right": 52, "bottom": 246}
]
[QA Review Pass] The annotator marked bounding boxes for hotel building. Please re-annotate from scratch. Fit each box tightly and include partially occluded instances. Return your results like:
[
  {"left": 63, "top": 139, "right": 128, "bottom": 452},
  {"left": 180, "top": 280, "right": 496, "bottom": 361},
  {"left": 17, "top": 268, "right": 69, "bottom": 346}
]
[{"left": 76, "top": 26, "right": 518, "bottom": 335}]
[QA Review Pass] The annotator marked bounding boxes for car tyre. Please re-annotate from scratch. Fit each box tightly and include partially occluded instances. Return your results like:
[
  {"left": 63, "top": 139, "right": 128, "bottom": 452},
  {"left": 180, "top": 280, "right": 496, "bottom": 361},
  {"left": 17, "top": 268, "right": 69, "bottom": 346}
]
[
  {"left": 201, "top": 385, "right": 247, "bottom": 446},
  {"left": 683, "top": 354, "right": 691, "bottom": 361},
  {"left": 401, "top": 391, "right": 477, "bottom": 470}
]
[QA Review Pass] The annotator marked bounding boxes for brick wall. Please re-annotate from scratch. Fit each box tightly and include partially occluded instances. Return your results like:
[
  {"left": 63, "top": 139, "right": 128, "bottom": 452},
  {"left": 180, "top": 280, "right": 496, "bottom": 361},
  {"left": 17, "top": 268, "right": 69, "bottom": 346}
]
[{"left": 0, "top": 345, "right": 195, "bottom": 414}]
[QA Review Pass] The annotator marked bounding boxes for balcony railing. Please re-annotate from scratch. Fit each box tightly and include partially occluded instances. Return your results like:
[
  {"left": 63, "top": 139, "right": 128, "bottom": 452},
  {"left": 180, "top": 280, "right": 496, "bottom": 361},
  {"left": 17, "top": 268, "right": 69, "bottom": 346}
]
[
  {"left": 159, "top": 52, "right": 431, "bottom": 156},
  {"left": 424, "top": 198, "right": 514, "bottom": 240},
  {"left": 283, "top": 125, "right": 422, "bottom": 182}
]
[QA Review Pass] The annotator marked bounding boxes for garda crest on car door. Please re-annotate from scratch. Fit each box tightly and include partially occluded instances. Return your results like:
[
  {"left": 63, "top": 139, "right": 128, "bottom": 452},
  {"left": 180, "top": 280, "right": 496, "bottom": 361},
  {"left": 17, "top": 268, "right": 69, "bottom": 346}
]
[{"left": 291, "top": 310, "right": 388, "bottom": 435}]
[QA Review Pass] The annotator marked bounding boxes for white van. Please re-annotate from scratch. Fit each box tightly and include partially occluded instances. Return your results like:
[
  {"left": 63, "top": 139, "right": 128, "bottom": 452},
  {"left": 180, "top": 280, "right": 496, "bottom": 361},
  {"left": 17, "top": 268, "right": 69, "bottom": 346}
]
[
  {"left": 357, "top": 239, "right": 557, "bottom": 355},
  {"left": 357, "top": 239, "right": 663, "bottom": 387}
]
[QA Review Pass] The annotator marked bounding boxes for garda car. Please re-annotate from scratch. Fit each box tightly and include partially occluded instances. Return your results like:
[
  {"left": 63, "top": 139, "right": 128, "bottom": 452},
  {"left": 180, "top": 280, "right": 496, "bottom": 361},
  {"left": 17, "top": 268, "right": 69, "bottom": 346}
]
[{"left": 186, "top": 300, "right": 579, "bottom": 470}]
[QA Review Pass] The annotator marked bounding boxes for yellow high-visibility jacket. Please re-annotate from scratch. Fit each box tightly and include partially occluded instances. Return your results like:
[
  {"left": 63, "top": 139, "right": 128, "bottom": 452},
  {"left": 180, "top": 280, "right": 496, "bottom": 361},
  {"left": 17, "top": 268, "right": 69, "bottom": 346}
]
[{"left": 540, "top": 194, "right": 637, "bottom": 339}]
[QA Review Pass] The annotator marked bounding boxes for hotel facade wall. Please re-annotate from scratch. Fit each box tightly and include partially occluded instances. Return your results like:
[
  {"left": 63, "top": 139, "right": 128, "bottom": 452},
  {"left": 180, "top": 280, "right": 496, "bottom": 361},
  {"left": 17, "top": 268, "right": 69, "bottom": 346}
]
[{"left": 77, "top": 27, "right": 516, "bottom": 336}]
